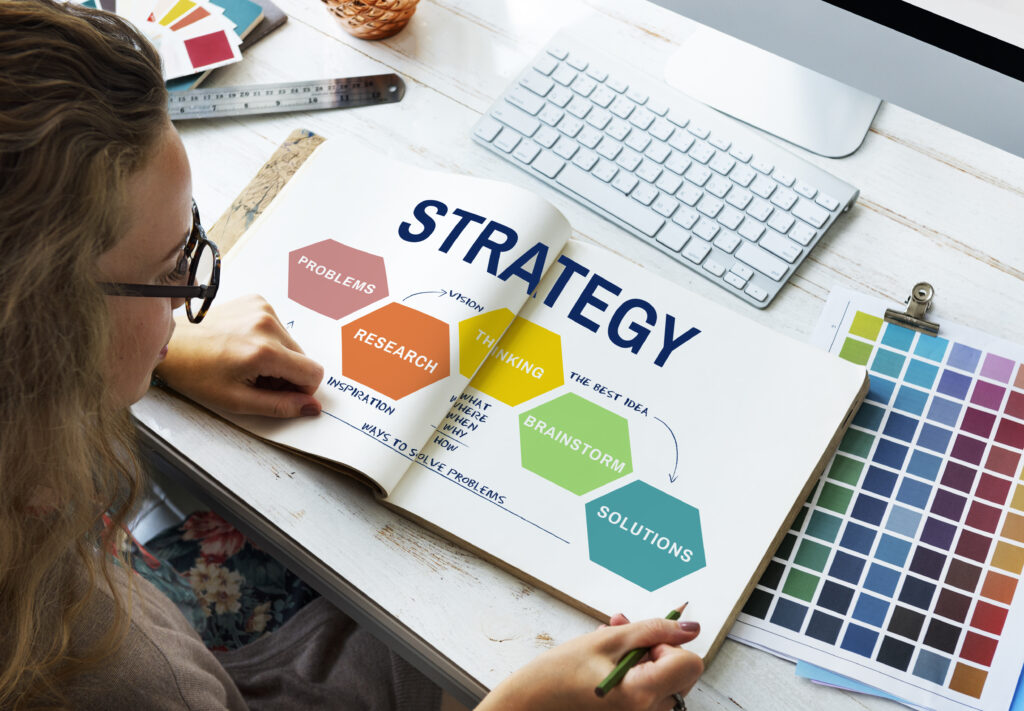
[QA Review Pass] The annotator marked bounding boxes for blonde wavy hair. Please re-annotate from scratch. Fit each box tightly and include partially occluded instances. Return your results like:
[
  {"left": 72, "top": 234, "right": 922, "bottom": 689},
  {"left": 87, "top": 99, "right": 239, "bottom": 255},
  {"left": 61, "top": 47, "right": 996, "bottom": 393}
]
[{"left": 0, "top": 1, "right": 169, "bottom": 706}]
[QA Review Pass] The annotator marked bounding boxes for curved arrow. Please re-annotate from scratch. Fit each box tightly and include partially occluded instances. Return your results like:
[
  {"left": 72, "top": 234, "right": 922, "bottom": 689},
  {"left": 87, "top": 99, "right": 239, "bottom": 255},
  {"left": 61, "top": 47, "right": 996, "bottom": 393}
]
[
  {"left": 654, "top": 416, "right": 680, "bottom": 483},
  {"left": 402, "top": 289, "right": 445, "bottom": 302}
]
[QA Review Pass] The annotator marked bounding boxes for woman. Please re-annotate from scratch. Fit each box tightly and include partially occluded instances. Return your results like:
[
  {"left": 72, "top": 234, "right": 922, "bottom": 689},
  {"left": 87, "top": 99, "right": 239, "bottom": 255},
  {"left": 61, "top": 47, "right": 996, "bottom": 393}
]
[{"left": 0, "top": 1, "right": 704, "bottom": 708}]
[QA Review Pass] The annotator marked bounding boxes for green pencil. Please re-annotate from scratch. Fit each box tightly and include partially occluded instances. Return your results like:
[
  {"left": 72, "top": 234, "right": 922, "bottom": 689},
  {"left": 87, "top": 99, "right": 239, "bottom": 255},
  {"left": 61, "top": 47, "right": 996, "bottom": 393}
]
[{"left": 594, "top": 603, "right": 689, "bottom": 698}]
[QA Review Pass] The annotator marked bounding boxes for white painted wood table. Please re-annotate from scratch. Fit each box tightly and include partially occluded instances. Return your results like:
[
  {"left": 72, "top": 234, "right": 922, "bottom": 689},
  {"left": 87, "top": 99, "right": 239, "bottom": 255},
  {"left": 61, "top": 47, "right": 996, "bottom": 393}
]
[{"left": 132, "top": 1, "right": 1024, "bottom": 708}]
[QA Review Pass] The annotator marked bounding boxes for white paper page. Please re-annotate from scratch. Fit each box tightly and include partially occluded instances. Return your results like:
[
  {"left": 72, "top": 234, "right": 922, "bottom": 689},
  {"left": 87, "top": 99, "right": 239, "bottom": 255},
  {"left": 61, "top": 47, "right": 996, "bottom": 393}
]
[
  {"left": 215, "top": 141, "right": 570, "bottom": 494},
  {"left": 385, "top": 241, "right": 866, "bottom": 660},
  {"left": 732, "top": 286, "right": 1024, "bottom": 711}
]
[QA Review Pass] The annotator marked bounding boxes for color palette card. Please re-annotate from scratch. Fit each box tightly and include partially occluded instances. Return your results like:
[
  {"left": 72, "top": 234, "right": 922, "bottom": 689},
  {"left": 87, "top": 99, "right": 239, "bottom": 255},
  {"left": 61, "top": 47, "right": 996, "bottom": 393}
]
[{"left": 731, "top": 287, "right": 1024, "bottom": 711}]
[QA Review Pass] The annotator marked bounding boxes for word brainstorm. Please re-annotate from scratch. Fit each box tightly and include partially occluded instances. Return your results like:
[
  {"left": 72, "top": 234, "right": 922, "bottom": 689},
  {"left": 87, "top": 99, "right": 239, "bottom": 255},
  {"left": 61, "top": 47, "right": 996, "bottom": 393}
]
[{"left": 397, "top": 199, "right": 702, "bottom": 367}]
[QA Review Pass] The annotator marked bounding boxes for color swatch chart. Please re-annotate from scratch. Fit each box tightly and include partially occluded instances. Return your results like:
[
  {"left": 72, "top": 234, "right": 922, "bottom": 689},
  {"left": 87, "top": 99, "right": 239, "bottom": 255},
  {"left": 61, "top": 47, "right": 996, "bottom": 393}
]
[{"left": 731, "top": 288, "right": 1024, "bottom": 711}]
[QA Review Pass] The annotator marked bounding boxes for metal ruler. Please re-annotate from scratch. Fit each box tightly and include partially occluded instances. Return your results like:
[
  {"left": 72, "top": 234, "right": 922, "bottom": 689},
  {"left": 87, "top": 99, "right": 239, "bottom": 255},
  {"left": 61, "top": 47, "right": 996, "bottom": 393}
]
[{"left": 167, "top": 74, "right": 405, "bottom": 120}]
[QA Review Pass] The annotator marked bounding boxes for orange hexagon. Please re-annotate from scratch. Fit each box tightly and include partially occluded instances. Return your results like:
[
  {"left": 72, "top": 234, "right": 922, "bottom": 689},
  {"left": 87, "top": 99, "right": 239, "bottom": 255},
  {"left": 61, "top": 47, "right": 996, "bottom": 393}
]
[{"left": 341, "top": 303, "right": 450, "bottom": 399}]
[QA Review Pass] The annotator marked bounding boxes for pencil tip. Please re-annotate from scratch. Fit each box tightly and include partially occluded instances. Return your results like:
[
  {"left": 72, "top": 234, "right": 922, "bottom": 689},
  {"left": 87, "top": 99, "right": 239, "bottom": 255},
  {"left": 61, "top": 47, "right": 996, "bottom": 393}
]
[{"left": 675, "top": 601, "right": 689, "bottom": 613}]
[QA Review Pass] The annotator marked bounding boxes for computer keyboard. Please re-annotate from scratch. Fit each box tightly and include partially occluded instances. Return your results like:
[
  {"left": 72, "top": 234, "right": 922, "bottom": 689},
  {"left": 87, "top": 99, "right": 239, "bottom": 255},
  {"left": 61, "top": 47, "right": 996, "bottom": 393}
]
[{"left": 472, "top": 37, "right": 860, "bottom": 308}]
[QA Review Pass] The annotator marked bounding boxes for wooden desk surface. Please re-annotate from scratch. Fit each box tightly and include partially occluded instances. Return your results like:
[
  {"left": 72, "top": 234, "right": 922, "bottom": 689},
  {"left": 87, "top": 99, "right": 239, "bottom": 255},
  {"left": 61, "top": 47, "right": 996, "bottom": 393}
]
[{"left": 133, "top": 1, "right": 1024, "bottom": 708}]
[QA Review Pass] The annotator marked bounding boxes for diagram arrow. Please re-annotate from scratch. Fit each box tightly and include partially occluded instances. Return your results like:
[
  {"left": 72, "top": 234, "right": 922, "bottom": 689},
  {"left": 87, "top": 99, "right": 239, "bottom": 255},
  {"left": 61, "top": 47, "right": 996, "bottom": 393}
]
[
  {"left": 654, "top": 416, "right": 680, "bottom": 483},
  {"left": 402, "top": 289, "right": 445, "bottom": 302}
]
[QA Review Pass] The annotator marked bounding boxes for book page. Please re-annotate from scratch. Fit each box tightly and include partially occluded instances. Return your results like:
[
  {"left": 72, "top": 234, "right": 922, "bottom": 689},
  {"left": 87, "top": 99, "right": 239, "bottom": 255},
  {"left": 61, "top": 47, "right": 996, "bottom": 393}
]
[
  {"left": 385, "top": 240, "right": 867, "bottom": 661},
  {"left": 215, "top": 141, "right": 571, "bottom": 494}
]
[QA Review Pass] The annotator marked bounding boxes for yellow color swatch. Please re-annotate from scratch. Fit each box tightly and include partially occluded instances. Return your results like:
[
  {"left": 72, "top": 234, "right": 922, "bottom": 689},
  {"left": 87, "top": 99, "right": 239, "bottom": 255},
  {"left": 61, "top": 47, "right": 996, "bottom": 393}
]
[{"left": 159, "top": 0, "right": 195, "bottom": 25}]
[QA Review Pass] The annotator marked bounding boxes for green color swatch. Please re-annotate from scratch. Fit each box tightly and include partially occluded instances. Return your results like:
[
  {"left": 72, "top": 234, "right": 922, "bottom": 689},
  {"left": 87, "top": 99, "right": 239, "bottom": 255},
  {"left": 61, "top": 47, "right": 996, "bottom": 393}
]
[
  {"left": 782, "top": 568, "right": 821, "bottom": 602},
  {"left": 850, "top": 311, "right": 883, "bottom": 341},
  {"left": 839, "top": 337, "right": 873, "bottom": 365},
  {"left": 839, "top": 428, "right": 874, "bottom": 458},
  {"left": 818, "top": 482, "right": 855, "bottom": 514},
  {"left": 794, "top": 540, "right": 831, "bottom": 572},
  {"left": 829, "top": 455, "right": 865, "bottom": 485},
  {"left": 806, "top": 510, "right": 842, "bottom": 542}
]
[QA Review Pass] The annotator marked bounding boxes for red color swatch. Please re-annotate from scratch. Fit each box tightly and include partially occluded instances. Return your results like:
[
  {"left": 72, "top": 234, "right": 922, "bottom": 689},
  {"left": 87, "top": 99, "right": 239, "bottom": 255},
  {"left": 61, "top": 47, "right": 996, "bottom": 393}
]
[
  {"left": 1006, "top": 390, "right": 1024, "bottom": 420},
  {"left": 971, "top": 600, "right": 1008, "bottom": 635},
  {"left": 184, "top": 31, "right": 233, "bottom": 68},
  {"left": 995, "top": 417, "right": 1024, "bottom": 449},
  {"left": 960, "top": 631, "right": 998, "bottom": 667},
  {"left": 986, "top": 447, "right": 1021, "bottom": 478}
]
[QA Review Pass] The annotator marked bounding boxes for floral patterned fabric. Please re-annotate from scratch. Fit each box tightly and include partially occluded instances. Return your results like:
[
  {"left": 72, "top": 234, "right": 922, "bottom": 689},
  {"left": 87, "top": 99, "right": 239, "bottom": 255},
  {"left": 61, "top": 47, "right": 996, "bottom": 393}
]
[{"left": 132, "top": 511, "right": 319, "bottom": 652}]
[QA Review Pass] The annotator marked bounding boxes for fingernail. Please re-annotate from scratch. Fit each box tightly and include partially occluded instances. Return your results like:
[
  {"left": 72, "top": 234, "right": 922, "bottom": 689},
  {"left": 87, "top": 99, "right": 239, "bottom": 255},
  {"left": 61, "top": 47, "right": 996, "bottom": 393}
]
[
  {"left": 678, "top": 621, "right": 700, "bottom": 633},
  {"left": 301, "top": 404, "right": 320, "bottom": 417}
]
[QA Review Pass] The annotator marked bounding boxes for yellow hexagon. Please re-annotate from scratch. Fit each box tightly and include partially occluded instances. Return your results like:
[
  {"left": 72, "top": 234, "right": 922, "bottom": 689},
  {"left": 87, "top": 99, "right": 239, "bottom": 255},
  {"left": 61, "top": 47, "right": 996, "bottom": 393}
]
[
  {"left": 466, "top": 315, "right": 564, "bottom": 407},
  {"left": 459, "top": 308, "right": 515, "bottom": 378}
]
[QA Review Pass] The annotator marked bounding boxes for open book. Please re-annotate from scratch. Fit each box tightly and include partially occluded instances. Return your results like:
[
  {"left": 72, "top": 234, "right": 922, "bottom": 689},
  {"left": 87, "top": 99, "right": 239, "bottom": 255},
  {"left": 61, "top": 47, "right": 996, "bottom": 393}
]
[{"left": 218, "top": 139, "right": 868, "bottom": 661}]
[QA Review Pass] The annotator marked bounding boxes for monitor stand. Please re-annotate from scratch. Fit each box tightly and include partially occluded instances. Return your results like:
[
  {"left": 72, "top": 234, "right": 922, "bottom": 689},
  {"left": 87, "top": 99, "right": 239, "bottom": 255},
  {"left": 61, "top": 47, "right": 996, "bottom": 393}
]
[{"left": 664, "top": 27, "right": 881, "bottom": 158}]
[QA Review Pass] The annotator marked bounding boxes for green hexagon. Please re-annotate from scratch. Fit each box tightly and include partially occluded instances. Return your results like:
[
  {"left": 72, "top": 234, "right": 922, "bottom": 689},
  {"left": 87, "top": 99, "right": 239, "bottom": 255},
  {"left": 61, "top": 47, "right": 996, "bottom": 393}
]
[{"left": 518, "top": 393, "right": 632, "bottom": 495}]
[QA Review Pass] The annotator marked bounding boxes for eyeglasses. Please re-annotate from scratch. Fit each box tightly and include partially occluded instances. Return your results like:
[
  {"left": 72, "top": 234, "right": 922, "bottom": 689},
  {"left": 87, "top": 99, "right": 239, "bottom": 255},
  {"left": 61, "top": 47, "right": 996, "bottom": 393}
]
[{"left": 99, "top": 200, "right": 220, "bottom": 323}]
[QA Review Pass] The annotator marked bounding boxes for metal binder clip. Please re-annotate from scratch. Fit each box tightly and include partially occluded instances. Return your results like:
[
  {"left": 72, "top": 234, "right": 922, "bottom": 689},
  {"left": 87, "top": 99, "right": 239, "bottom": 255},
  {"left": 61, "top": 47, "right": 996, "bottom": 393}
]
[{"left": 884, "top": 282, "right": 940, "bottom": 335}]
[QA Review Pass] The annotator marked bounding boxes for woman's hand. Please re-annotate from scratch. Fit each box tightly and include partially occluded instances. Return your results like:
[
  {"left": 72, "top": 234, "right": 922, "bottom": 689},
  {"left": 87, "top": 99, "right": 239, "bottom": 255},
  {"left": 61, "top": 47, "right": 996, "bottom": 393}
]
[
  {"left": 155, "top": 294, "right": 325, "bottom": 418},
  {"left": 477, "top": 613, "right": 703, "bottom": 711}
]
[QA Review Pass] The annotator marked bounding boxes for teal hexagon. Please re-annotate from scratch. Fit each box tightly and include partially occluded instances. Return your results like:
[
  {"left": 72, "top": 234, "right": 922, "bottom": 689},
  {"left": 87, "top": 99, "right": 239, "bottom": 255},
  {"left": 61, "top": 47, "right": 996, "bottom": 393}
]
[
  {"left": 585, "top": 481, "right": 706, "bottom": 591},
  {"left": 519, "top": 392, "right": 632, "bottom": 495}
]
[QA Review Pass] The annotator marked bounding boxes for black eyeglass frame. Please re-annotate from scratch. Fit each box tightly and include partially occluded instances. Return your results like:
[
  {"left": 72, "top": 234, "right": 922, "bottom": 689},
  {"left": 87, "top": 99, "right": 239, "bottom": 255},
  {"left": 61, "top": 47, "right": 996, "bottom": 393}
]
[{"left": 99, "top": 200, "right": 221, "bottom": 323}]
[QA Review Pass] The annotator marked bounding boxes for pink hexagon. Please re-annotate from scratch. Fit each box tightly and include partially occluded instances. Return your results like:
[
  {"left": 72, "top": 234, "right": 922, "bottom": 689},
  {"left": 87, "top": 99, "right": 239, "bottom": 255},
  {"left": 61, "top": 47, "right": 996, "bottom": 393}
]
[{"left": 288, "top": 240, "right": 388, "bottom": 320}]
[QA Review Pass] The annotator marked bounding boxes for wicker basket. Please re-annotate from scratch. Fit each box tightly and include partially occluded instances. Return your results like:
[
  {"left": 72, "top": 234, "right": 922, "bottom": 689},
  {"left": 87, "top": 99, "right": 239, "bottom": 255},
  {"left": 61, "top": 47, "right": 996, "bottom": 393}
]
[{"left": 322, "top": 0, "right": 420, "bottom": 40}]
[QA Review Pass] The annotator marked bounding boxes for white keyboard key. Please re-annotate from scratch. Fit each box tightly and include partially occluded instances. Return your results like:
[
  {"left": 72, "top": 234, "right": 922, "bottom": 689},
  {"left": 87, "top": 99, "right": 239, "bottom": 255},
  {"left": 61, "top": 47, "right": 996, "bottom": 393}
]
[
  {"left": 625, "top": 131, "right": 651, "bottom": 153},
  {"left": 770, "top": 188, "right": 798, "bottom": 211},
  {"left": 709, "top": 153, "right": 736, "bottom": 175},
  {"left": 795, "top": 181, "right": 817, "bottom": 199},
  {"left": 553, "top": 136, "right": 579, "bottom": 160},
  {"left": 577, "top": 126, "right": 602, "bottom": 149},
  {"left": 745, "top": 283, "right": 768, "bottom": 302},
  {"left": 474, "top": 116, "right": 502, "bottom": 142},
  {"left": 556, "top": 165, "right": 664, "bottom": 237},
  {"left": 760, "top": 230, "right": 802, "bottom": 263},
  {"left": 547, "top": 46, "right": 569, "bottom": 60},
  {"left": 647, "top": 100, "right": 669, "bottom": 116},
  {"left": 538, "top": 105, "right": 564, "bottom": 126},
  {"left": 607, "top": 77, "right": 628, "bottom": 93},
  {"left": 736, "top": 242, "right": 788, "bottom": 281},
  {"left": 729, "top": 165, "right": 756, "bottom": 187},
  {"left": 631, "top": 183, "right": 658, "bottom": 206},
  {"left": 792, "top": 198, "right": 830, "bottom": 228},
  {"left": 709, "top": 135, "right": 731, "bottom": 151},
  {"left": 493, "top": 128, "right": 520, "bottom": 153},
  {"left": 606, "top": 119, "right": 631, "bottom": 141},
  {"left": 730, "top": 263, "right": 754, "bottom": 281},
  {"left": 696, "top": 195, "right": 724, "bottom": 218},
  {"left": 773, "top": 171, "right": 795, "bottom": 187},
  {"left": 571, "top": 75, "right": 597, "bottom": 97},
  {"left": 656, "top": 224, "right": 689, "bottom": 251},
  {"left": 692, "top": 218, "right": 720, "bottom": 241},
  {"left": 552, "top": 65, "right": 578, "bottom": 86},
  {"left": 687, "top": 124, "right": 711, "bottom": 139},
  {"left": 616, "top": 149, "right": 642, "bottom": 172},
  {"left": 703, "top": 259, "right": 726, "bottom": 277},
  {"left": 636, "top": 160, "right": 662, "bottom": 183},
  {"left": 548, "top": 86, "right": 573, "bottom": 107},
  {"left": 725, "top": 188, "right": 753, "bottom": 211},
  {"left": 752, "top": 158, "right": 773, "bottom": 174},
  {"left": 520, "top": 71, "right": 554, "bottom": 97},
  {"left": 677, "top": 184, "right": 702, "bottom": 206},
  {"left": 682, "top": 239, "right": 711, "bottom": 264},
  {"left": 747, "top": 198, "right": 774, "bottom": 222},
  {"left": 668, "top": 132, "right": 695, "bottom": 153},
  {"left": 557, "top": 115, "right": 584, "bottom": 138},
  {"left": 591, "top": 86, "right": 616, "bottom": 108},
  {"left": 666, "top": 110, "right": 689, "bottom": 128},
  {"left": 685, "top": 163, "right": 711, "bottom": 187},
  {"left": 816, "top": 192, "right": 841, "bottom": 211},
  {"left": 737, "top": 218, "right": 765, "bottom": 241},
  {"left": 652, "top": 194, "right": 678, "bottom": 217},
  {"left": 596, "top": 137, "right": 622, "bottom": 161},
  {"left": 730, "top": 147, "right": 753, "bottom": 163},
  {"left": 531, "top": 150, "right": 564, "bottom": 178},
  {"left": 626, "top": 88, "right": 648, "bottom": 104},
  {"left": 645, "top": 141, "right": 670, "bottom": 164},
  {"left": 572, "top": 149, "right": 599, "bottom": 171},
  {"left": 656, "top": 172, "right": 683, "bottom": 194},
  {"left": 610, "top": 97, "right": 635, "bottom": 119},
  {"left": 724, "top": 272, "right": 747, "bottom": 290},
  {"left": 534, "top": 126, "right": 559, "bottom": 148},
  {"left": 585, "top": 109, "right": 611, "bottom": 130},
  {"left": 566, "top": 96, "right": 592, "bottom": 119},
  {"left": 673, "top": 206, "right": 700, "bottom": 229},
  {"left": 586, "top": 66, "right": 608, "bottom": 81},
  {"left": 533, "top": 54, "right": 558, "bottom": 75},
  {"left": 766, "top": 211, "right": 795, "bottom": 234},
  {"left": 706, "top": 175, "right": 732, "bottom": 198},
  {"left": 507, "top": 88, "right": 545, "bottom": 115},
  {"left": 750, "top": 175, "right": 776, "bottom": 199},
  {"left": 789, "top": 221, "right": 817, "bottom": 246},
  {"left": 714, "top": 230, "right": 740, "bottom": 253},
  {"left": 688, "top": 141, "right": 715, "bottom": 164},
  {"left": 593, "top": 159, "right": 618, "bottom": 182},
  {"left": 513, "top": 140, "right": 541, "bottom": 164},
  {"left": 492, "top": 104, "right": 540, "bottom": 136},
  {"left": 665, "top": 152, "right": 691, "bottom": 175},
  {"left": 649, "top": 118, "right": 674, "bottom": 142},
  {"left": 566, "top": 53, "right": 588, "bottom": 71},
  {"left": 718, "top": 206, "right": 744, "bottom": 230},
  {"left": 629, "top": 108, "right": 655, "bottom": 130},
  {"left": 612, "top": 171, "right": 639, "bottom": 194}
]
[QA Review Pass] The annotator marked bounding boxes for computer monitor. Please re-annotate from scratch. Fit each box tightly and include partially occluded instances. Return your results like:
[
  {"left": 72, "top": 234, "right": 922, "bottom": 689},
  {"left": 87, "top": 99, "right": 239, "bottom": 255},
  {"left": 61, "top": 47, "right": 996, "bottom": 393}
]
[{"left": 649, "top": 0, "right": 1024, "bottom": 159}]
